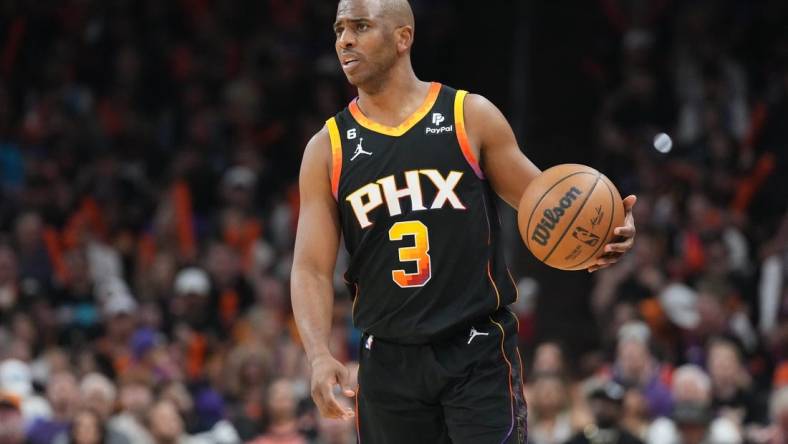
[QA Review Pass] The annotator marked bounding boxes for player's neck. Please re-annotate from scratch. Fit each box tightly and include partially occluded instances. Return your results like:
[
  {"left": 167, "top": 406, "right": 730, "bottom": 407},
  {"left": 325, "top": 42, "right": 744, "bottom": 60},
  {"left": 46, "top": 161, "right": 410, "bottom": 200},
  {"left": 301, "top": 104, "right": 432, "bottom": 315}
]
[{"left": 355, "top": 67, "right": 430, "bottom": 127}]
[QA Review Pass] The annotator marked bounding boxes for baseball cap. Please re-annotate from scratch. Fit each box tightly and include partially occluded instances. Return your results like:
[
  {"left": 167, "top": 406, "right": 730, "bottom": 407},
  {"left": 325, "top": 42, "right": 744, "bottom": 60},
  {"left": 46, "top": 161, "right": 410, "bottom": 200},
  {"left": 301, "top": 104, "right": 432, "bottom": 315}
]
[
  {"left": 659, "top": 283, "right": 700, "bottom": 329},
  {"left": 589, "top": 381, "right": 626, "bottom": 404},
  {"left": 174, "top": 267, "right": 210, "bottom": 296},
  {"left": 617, "top": 321, "right": 651, "bottom": 344},
  {"left": 0, "top": 360, "right": 33, "bottom": 397},
  {"left": 103, "top": 292, "right": 138, "bottom": 317}
]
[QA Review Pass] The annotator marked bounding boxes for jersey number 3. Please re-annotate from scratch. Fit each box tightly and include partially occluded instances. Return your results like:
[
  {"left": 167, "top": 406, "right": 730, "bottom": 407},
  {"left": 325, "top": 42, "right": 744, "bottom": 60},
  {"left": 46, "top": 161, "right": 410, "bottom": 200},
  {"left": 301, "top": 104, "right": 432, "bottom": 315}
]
[{"left": 388, "top": 221, "right": 432, "bottom": 288}]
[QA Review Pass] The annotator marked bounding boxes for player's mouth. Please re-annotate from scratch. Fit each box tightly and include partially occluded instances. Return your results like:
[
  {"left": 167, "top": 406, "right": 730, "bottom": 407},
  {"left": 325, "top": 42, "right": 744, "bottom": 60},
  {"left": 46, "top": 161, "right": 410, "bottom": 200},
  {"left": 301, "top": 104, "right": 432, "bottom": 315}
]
[{"left": 341, "top": 55, "right": 361, "bottom": 72}]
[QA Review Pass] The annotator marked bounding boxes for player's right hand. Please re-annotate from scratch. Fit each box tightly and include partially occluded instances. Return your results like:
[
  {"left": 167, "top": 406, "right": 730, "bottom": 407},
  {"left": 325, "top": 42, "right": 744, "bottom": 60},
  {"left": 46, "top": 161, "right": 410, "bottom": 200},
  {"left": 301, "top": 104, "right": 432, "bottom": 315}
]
[{"left": 310, "top": 354, "right": 356, "bottom": 420}]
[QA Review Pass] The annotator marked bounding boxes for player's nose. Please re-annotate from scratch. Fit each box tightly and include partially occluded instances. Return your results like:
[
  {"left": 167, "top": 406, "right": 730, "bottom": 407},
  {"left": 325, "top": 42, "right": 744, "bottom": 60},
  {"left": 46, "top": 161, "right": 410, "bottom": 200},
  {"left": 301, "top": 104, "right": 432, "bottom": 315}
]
[{"left": 337, "top": 29, "right": 356, "bottom": 48}]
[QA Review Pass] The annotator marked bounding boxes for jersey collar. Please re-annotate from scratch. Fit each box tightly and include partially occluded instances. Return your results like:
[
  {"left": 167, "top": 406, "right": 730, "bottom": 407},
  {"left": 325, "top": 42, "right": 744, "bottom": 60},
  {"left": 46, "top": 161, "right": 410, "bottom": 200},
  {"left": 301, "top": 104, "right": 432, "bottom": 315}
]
[{"left": 349, "top": 82, "right": 442, "bottom": 137}]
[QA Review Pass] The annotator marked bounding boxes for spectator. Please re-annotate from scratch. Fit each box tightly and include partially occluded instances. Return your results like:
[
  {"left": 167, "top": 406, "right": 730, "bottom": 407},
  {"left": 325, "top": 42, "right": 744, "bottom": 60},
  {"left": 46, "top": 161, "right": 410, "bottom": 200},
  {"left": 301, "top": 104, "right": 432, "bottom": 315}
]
[
  {"left": 0, "top": 245, "right": 19, "bottom": 324},
  {"left": 145, "top": 400, "right": 188, "bottom": 444},
  {"left": 0, "top": 359, "right": 51, "bottom": 424},
  {"left": 27, "top": 371, "right": 80, "bottom": 444},
  {"left": 248, "top": 379, "right": 307, "bottom": 444},
  {"left": 79, "top": 373, "right": 130, "bottom": 444},
  {"left": 564, "top": 381, "right": 644, "bottom": 444},
  {"left": 54, "top": 408, "right": 106, "bottom": 444},
  {"left": 647, "top": 364, "right": 742, "bottom": 444},
  {"left": 612, "top": 322, "right": 673, "bottom": 418},
  {"left": 707, "top": 338, "right": 762, "bottom": 425},
  {"left": 527, "top": 372, "right": 575, "bottom": 444},
  {"left": 109, "top": 376, "right": 154, "bottom": 444}
]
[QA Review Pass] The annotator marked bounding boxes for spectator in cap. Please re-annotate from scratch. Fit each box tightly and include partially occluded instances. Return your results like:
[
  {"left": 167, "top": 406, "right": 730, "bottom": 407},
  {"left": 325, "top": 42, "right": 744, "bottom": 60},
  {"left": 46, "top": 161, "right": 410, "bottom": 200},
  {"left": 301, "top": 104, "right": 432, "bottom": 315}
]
[
  {"left": 0, "top": 391, "right": 25, "bottom": 444},
  {"left": 169, "top": 267, "right": 215, "bottom": 335},
  {"left": 0, "top": 359, "right": 51, "bottom": 425},
  {"left": 221, "top": 166, "right": 257, "bottom": 211},
  {"left": 94, "top": 281, "right": 138, "bottom": 371},
  {"left": 565, "top": 381, "right": 644, "bottom": 444}
]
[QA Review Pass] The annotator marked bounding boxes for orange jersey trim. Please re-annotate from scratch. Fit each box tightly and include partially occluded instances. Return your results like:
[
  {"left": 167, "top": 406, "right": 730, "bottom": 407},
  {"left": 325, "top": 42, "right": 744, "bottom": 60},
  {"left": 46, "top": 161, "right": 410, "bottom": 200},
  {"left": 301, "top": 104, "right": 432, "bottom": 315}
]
[
  {"left": 326, "top": 118, "right": 343, "bottom": 200},
  {"left": 488, "top": 260, "right": 502, "bottom": 310},
  {"left": 348, "top": 82, "right": 441, "bottom": 137},
  {"left": 454, "top": 90, "right": 484, "bottom": 179}
]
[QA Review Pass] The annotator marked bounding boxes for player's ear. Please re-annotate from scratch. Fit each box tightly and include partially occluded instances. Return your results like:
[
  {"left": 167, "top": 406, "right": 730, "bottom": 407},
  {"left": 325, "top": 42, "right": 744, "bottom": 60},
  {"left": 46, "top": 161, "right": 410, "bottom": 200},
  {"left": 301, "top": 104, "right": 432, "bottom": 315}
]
[{"left": 395, "top": 25, "right": 414, "bottom": 53}]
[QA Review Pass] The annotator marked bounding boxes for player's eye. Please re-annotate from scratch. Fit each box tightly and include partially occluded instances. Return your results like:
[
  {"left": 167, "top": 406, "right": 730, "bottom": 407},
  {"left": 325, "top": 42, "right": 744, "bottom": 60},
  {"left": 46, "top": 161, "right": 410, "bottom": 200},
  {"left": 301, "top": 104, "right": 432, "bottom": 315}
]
[
  {"left": 334, "top": 27, "right": 343, "bottom": 37},
  {"left": 356, "top": 23, "right": 369, "bottom": 32}
]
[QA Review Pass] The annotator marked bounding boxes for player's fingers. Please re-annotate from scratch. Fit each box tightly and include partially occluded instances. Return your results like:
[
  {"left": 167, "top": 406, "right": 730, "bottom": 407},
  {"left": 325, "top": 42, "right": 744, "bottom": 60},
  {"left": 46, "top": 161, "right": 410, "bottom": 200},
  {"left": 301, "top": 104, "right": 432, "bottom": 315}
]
[
  {"left": 594, "top": 255, "right": 619, "bottom": 267},
  {"left": 604, "top": 242, "right": 630, "bottom": 254},
  {"left": 312, "top": 378, "right": 345, "bottom": 419},
  {"left": 337, "top": 365, "right": 356, "bottom": 397},
  {"left": 315, "top": 384, "right": 350, "bottom": 419},
  {"left": 622, "top": 195, "right": 637, "bottom": 211},
  {"left": 614, "top": 225, "right": 636, "bottom": 238}
]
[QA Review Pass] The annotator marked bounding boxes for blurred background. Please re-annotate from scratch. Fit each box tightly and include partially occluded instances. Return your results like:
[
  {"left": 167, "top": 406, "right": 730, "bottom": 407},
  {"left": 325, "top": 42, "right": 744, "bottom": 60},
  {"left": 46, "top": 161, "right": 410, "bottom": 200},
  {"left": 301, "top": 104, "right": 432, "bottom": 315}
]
[{"left": 0, "top": 0, "right": 786, "bottom": 443}]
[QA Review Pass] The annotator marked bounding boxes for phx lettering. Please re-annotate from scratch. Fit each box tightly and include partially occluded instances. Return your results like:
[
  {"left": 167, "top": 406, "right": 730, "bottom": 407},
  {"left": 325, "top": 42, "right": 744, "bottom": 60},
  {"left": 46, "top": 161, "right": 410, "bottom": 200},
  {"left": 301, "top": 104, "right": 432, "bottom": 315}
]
[{"left": 531, "top": 187, "right": 583, "bottom": 246}]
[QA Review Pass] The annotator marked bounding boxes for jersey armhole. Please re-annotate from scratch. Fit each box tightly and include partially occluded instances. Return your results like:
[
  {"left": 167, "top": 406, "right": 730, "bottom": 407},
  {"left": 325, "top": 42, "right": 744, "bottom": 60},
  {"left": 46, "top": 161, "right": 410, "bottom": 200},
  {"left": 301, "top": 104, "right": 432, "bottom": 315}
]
[
  {"left": 326, "top": 117, "right": 343, "bottom": 200},
  {"left": 454, "top": 90, "right": 485, "bottom": 179}
]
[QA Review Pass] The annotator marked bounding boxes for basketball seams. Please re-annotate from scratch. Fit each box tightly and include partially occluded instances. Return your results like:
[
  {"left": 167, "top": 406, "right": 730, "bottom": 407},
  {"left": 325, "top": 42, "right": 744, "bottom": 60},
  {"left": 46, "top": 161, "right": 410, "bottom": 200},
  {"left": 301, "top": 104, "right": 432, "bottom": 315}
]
[
  {"left": 565, "top": 176, "right": 616, "bottom": 269},
  {"left": 541, "top": 174, "right": 601, "bottom": 263},
  {"left": 524, "top": 171, "right": 596, "bottom": 252}
]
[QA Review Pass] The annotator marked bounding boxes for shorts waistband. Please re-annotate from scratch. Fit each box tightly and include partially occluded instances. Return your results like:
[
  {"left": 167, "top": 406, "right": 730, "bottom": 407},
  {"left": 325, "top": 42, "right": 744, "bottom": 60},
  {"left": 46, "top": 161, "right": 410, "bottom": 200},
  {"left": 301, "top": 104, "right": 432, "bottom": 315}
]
[{"left": 364, "top": 308, "right": 511, "bottom": 346}]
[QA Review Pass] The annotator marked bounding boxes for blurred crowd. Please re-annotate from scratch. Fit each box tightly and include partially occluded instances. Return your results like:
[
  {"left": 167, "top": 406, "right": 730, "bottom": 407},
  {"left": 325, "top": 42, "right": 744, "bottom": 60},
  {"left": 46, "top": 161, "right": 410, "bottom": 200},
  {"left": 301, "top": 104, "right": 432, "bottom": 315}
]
[
  {"left": 0, "top": 0, "right": 786, "bottom": 444},
  {"left": 0, "top": 0, "right": 359, "bottom": 443}
]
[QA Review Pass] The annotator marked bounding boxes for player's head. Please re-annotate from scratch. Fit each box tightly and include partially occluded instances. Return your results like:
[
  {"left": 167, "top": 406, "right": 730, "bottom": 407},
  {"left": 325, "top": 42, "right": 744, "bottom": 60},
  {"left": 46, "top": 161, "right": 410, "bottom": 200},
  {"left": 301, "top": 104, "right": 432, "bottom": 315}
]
[{"left": 334, "top": 0, "right": 415, "bottom": 89}]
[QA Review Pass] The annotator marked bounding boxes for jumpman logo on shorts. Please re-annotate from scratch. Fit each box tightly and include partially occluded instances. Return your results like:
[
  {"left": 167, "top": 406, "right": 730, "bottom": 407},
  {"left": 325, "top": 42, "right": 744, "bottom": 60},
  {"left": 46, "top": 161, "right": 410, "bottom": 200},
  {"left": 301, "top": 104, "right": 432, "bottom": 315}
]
[
  {"left": 350, "top": 138, "right": 373, "bottom": 161},
  {"left": 467, "top": 327, "right": 489, "bottom": 344}
]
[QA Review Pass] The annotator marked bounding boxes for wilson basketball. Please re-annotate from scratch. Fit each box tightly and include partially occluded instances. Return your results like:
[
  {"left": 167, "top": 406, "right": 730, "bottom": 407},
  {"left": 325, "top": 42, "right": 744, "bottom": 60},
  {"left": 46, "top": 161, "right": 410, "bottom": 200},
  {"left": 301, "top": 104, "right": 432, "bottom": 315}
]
[{"left": 517, "top": 164, "right": 625, "bottom": 270}]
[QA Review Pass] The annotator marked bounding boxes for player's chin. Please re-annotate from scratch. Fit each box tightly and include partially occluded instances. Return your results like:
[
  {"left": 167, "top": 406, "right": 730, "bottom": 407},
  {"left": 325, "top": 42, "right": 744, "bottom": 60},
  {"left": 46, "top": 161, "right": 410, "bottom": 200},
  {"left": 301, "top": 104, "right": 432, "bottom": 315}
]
[{"left": 344, "top": 72, "right": 364, "bottom": 86}]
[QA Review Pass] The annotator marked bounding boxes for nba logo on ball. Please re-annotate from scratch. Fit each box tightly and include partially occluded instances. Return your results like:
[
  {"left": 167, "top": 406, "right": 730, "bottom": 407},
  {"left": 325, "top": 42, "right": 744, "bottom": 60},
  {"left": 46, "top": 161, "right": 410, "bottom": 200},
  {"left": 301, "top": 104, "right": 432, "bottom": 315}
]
[{"left": 518, "top": 164, "right": 625, "bottom": 270}]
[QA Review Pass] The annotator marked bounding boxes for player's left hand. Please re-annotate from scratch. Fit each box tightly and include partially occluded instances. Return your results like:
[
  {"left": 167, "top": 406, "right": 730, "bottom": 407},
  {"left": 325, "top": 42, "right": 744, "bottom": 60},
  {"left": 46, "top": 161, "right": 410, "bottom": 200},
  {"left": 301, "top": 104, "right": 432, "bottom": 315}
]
[{"left": 588, "top": 195, "right": 637, "bottom": 273}]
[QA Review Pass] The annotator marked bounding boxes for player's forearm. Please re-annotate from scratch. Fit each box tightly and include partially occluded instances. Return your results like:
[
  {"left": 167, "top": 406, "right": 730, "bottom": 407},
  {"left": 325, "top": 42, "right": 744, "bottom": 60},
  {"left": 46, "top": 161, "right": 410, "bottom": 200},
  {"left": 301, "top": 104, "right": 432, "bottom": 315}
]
[{"left": 291, "top": 267, "right": 335, "bottom": 363}]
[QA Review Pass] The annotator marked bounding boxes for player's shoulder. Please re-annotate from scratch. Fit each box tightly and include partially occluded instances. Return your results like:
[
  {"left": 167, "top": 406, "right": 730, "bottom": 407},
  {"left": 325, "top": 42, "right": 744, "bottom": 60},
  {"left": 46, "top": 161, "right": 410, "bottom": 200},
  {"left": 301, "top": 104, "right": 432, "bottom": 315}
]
[
  {"left": 302, "top": 124, "right": 333, "bottom": 167},
  {"left": 461, "top": 92, "right": 500, "bottom": 116}
]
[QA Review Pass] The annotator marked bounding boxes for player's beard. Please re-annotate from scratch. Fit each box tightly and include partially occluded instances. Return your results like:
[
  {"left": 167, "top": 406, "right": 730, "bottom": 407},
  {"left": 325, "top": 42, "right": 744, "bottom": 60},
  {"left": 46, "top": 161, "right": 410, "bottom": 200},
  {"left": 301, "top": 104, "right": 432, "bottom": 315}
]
[{"left": 349, "top": 38, "right": 399, "bottom": 93}]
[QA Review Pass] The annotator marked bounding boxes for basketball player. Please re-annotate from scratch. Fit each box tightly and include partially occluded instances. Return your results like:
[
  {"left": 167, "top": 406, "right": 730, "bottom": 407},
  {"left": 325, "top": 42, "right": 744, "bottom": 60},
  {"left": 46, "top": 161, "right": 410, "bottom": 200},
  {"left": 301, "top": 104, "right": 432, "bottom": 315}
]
[{"left": 291, "top": 0, "right": 637, "bottom": 442}]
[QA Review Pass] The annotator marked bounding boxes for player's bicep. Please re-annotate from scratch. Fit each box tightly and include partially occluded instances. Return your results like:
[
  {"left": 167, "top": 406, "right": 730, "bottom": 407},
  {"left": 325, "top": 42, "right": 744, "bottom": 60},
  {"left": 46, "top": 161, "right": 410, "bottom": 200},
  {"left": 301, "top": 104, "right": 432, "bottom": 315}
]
[
  {"left": 465, "top": 94, "right": 541, "bottom": 207},
  {"left": 293, "top": 129, "right": 341, "bottom": 276}
]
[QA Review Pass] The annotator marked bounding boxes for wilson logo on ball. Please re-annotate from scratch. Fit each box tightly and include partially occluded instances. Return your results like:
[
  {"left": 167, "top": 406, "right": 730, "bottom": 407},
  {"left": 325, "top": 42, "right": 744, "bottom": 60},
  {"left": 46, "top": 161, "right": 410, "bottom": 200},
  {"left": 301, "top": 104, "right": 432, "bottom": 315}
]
[{"left": 530, "top": 186, "right": 583, "bottom": 246}]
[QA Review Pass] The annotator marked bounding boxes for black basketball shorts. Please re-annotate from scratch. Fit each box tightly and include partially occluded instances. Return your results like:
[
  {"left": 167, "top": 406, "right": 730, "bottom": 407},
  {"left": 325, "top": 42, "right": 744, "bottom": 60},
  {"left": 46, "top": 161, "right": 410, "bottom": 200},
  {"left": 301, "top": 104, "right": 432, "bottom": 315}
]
[{"left": 355, "top": 308, "right": 527, "bottom": 443}]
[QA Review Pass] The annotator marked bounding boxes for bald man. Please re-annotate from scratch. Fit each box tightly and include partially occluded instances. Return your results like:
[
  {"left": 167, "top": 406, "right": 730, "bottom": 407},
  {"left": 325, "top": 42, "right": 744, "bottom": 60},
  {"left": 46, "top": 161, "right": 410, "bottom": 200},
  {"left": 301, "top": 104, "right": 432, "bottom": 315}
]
[{"left": 291, "top": 0, "right": 637, "bottom": 442}]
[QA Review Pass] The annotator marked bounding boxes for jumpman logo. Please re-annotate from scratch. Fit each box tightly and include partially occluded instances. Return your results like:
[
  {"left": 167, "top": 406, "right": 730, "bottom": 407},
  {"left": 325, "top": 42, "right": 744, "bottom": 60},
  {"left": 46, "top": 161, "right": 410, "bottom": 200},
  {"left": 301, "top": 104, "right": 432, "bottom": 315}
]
[
  {"left": 467, "top": 327, "right": 489, "bottom": 344},
  {"left": 350, "top": 138, "right": 373, "bottom": 161}
]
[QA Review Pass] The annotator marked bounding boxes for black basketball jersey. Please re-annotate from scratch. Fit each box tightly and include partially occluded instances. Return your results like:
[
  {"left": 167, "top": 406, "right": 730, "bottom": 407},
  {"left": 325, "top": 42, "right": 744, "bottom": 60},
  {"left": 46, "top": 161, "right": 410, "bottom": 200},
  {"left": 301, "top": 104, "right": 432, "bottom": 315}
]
[{"left": 327, "top": 82, "right": 517, "bottom": 343}]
